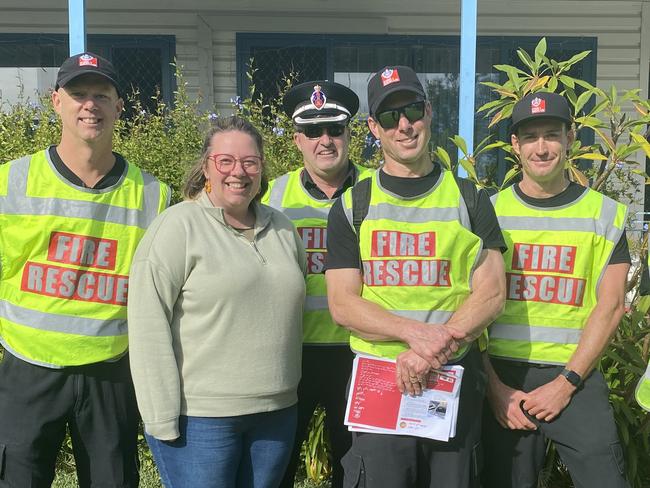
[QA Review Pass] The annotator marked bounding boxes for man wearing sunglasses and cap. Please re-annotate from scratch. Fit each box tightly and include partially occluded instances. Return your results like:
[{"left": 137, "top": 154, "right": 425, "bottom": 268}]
[
  {"left": 481, "top": 92, "right": 630, "bottom": 488},
  {"left": 325, "top": 66, "right": 506, "bottom": 487},
  {"left": 0, "top": 52, "right": 169, "bottom": 486},
  {"left": 263, "top": 80, "right": 371, "bottom": 488}
]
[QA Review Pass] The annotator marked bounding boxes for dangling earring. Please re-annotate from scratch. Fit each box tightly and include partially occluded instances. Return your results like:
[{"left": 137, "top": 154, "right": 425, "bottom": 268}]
[{"left": 204, "top": 179, "right": 212, "bottom": 193}]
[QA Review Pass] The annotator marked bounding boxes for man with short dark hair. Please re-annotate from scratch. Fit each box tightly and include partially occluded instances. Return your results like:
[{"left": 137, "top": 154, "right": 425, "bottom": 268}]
[
  {"left": 264, "top": 80, "right": 370, "bottom": 488},
  {"left": 481, "top": 92, "right": 631, "bottom": 488},
  {"left": 0, "top": 52, "right": 170, "bottom": 487},
  {"left": 325, "top": 65, "right": 506, "bottom": 488}
]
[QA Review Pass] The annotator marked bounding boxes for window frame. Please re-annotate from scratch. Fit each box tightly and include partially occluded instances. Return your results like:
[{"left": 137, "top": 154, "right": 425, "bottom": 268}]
[{"left": 0, "top": 33, "right": 176, "bottom": 105}]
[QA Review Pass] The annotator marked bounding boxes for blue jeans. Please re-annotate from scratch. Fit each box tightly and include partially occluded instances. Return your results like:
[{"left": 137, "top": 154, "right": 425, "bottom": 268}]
[{"left": 146, "top": 406, "right": 297, "bottom": 488}]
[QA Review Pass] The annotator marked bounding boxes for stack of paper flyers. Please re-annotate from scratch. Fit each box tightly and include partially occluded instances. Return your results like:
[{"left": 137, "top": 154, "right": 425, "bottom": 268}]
[{"left": 344, "top": 354, "right": 464, "bottom": 442}]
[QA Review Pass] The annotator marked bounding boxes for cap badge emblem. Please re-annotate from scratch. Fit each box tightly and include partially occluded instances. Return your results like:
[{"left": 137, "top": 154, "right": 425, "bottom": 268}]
[
  {"left": 381, "top": 69, "right": 400, "bottom": 86},
  {"left": 531, "top": 96, "right": 546, "bottom": 114},
  {"left": 78, "top": 54, "right": 98, "bottom": 67},
  {"left": 311, "top": 85, "right": 326, "bottom": 110}
]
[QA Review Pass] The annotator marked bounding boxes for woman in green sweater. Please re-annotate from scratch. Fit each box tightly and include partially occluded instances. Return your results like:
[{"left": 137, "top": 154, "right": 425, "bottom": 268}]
[{"left": 128, "top": 116, "right": 307, "bottom": 488}]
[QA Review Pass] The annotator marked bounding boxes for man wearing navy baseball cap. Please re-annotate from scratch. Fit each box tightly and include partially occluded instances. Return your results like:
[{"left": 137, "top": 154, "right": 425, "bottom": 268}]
[
  {"left": 482, "top": 91, "right": 631, "bottom": 487},
  {"left": 263, "top": 80, "right": 371, "bottom": 488},
  {"left": 55, "top": 52, "right": 123, "bottom": 98},
  {"left": 0, "top": 52, "right": 170, "bottom": 486},
  {"left": 325, "top": 65, "right": 507, "bottom": 487}
]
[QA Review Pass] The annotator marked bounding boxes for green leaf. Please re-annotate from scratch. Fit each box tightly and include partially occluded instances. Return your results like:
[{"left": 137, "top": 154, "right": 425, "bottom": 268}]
[
  {"left": 459, "top": 157, "right": 478, "bottom": 181},
  {"left": 631, "top": 133, "right": 650, "bottom": 159},
  {"left": 564, "top": 88, "right": 578, "bottom": 105},
  {"left": 435, "top": 146, "right": 452, "bottom": 170},
  {"left": 561, "top": 50, "right": 592, "bottom": 70},
  {"left": 573, "top": 78, "right": 596, "bottom": 91},
  {"left": 575, "top": 115, "right": 606, "bottom": 128},
  {"left": 559, "top": 75, "right": 575, "bottom": 88},
  {"left": 479, "top": 141, "right": 508, "bottom": 153},
  {"left": 533, "top": 38, "right": 547, "bottom": 67},
  {"left": 477, "top": 98, "right": 510, "bottom": 115},
  {"left": 517, "top": 49, "right": 536, "bottom": 72},
  {"left": 493, "top": 64, "right": 528, "bottom": 76},
  {"left": 574, "top": 90, "right": 594, "bottom": 115},
  {"left": 578, "top": 152, "right": 608, "bottom": 161},
  {"left": 547, "top": 76, "right": 558, "bottom": 92},
  {"left": 501, "top": 167, "right": 520, "bottom": 188},
  {"left": 451, "top": 135, "right": 468, "bottom": 156}
]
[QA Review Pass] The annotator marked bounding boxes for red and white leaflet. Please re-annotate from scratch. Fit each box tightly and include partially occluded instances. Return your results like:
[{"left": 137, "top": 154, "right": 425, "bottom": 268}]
[{"left": 345, "top": 354, "right": 464, "bottom": 442}]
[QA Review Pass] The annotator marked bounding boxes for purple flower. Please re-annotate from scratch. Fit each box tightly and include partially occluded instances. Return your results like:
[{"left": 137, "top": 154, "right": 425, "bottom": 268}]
[
  {"left": 272, "top": 127, "right": 285, "bottom": 136},
  {"left": 208, "top": 113, "right": 219, "bottom": 121},
  {"left": 230, "top": 96, "right": 243, "bottom": 109}
]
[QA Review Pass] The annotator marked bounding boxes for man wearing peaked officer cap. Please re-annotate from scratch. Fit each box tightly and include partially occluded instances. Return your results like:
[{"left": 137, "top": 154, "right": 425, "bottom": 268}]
[
  {"left": 263, "top": 80, "right": 370, "bottom": 488},
  {"left": 0, "top": 52, "right": 170, "bottom": 486},
  {"left": 481, "top": 91, "right": 631, "bottom": 488},
  {"left": 325, "top": 65, "right": 507, "bottom": 487}
]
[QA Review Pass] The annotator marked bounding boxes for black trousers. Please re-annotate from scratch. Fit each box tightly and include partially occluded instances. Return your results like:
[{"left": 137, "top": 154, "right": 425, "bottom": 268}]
[
  {"left": 279, "top": 345, "right": 353, "bottom": 488},
  {"left": 481, "top": 360, "right": 629, "bottom": 488},
  {"left": 340, "top": 347, "right": 485, "bottom": 488},
  {"left": 0, "top": 351, "right": 140, "bottom": 488}
]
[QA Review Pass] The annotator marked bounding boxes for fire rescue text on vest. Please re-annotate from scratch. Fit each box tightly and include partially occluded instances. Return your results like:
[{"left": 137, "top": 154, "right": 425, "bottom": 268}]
[
  {"left": 507, "top": 243, "right": 585, "bottom": 306},
  {"left": 363, "top": 230, "right": 451, "bottom": 287},
  {"left": 21, "top": 231, "right": 129, "bottom": 305}
]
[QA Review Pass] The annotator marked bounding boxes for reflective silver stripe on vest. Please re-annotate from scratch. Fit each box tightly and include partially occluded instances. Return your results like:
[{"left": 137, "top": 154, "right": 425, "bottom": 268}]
[
  {"left": 599, "top": 196, "right": 625, "bottom": 243},
  {"left": 0, "top": 299, "right": 127, "bottom": 337},
  {"left": 365, "top": 204, "right": 465, "bottom": 225},
  {"left": 268, "top": 173, "right": 331, "bottom": 220},
  {"left": 305, "top": 295, "right": 328, "bottom": 311},
  {"left": 458, "top": 188, "right": 471, "bottom": 229},
  {"left": 391, "top": 309, "right": 454, "bottom": 324},
  {"left": 268, "top": 173, "right": 290, "bottom": 208},
  {"left": 281, "top": 206, "right": 330, "bottom": 221},
  {"left": 497, "top": 195, "right": 623, "bottom": 244},
  {"left": 490, "top": 323, "right": 582, "bottom": 344},
  {"left": 343, "top": 200, "right": 354, "bottom": 231},
  {"left": 0, "top": 155, "right": 162, "bottom": 229}
]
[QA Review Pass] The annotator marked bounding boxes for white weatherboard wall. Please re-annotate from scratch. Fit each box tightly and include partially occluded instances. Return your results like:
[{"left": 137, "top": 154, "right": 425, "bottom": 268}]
[{"left": 0, "top": 0, "right": 647, "bottom": 111}]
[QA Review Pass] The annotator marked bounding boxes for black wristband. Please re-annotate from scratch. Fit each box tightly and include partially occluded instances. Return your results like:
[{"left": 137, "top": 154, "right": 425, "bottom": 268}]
[{"left": 560, "top": 368, "right": 582, "bottom": 387}]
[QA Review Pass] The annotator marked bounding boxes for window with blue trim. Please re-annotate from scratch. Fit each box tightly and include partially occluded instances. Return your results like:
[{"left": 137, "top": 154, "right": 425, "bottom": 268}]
[
  {"left": 237, "top": 34, "right": 596, "bottom": 184},
  {"left": 0, "top": 34, "right": 175, "bottom": 116}
]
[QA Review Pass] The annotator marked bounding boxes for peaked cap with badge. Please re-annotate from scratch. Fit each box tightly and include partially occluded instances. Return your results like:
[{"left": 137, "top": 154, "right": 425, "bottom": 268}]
[
  {"left": 283, "top": 81, "right": 359, "bottom": 126},
  {"left": 56, "top": 52, "right": 123, "bottom": 99},
  {"left": 510, "top": 92, "right": 572, "bottom": 134}
]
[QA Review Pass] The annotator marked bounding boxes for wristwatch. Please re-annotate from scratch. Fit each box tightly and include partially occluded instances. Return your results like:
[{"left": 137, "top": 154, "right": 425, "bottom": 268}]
[{"left": 560, "top": 368, "right": 582, "bottom": 388}]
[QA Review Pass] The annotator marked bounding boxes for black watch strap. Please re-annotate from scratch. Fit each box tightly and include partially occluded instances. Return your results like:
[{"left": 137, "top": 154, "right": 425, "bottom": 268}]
[{"left": 560, "top": 368, "right": 582, "bottom": 387}]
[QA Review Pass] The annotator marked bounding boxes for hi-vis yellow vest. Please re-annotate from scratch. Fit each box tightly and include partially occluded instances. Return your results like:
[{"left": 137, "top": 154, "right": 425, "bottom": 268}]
[
  {"left": 0, "top": 150, "right": 170, "bottom": 367},
  {"left": 635, "top": 252, "right": 650, "bottom": 412},
  {"left": 342, "top": 170, "right": 483, "bottom": 360},
  {"left": 488, "top": 186, "right": 626, "bottom": 365},
  {"left": 263, "top": 164, "right": 371, "bottom": 345}
]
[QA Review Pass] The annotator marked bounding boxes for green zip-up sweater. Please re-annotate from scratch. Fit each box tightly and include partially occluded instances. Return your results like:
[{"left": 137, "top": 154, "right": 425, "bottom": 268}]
[{"left": 128, "top": 191, "right": 307, "bottom": 440}]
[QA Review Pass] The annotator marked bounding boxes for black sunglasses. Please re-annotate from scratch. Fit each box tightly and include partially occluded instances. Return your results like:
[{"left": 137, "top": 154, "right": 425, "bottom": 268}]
[
  {"left": 299, "top": 124, "right": 347, "bottom": 139},
  {"left": 374, "top": 101, "right": 426, "bottom": 129}
]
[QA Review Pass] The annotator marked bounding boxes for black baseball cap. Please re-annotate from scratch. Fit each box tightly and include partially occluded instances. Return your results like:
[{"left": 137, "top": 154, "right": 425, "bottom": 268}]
[
  {"left": 367, "top": 66, "right": 426, "bottom": 116},
  {"left": 283, "top": 81, "right": 359, "bottom": 125},
  {"left": 56, "top": 52, "right": 123, "bottom": 98},
  {"left": 510, "top": 92, "right": 572, "bottom": 134}
]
